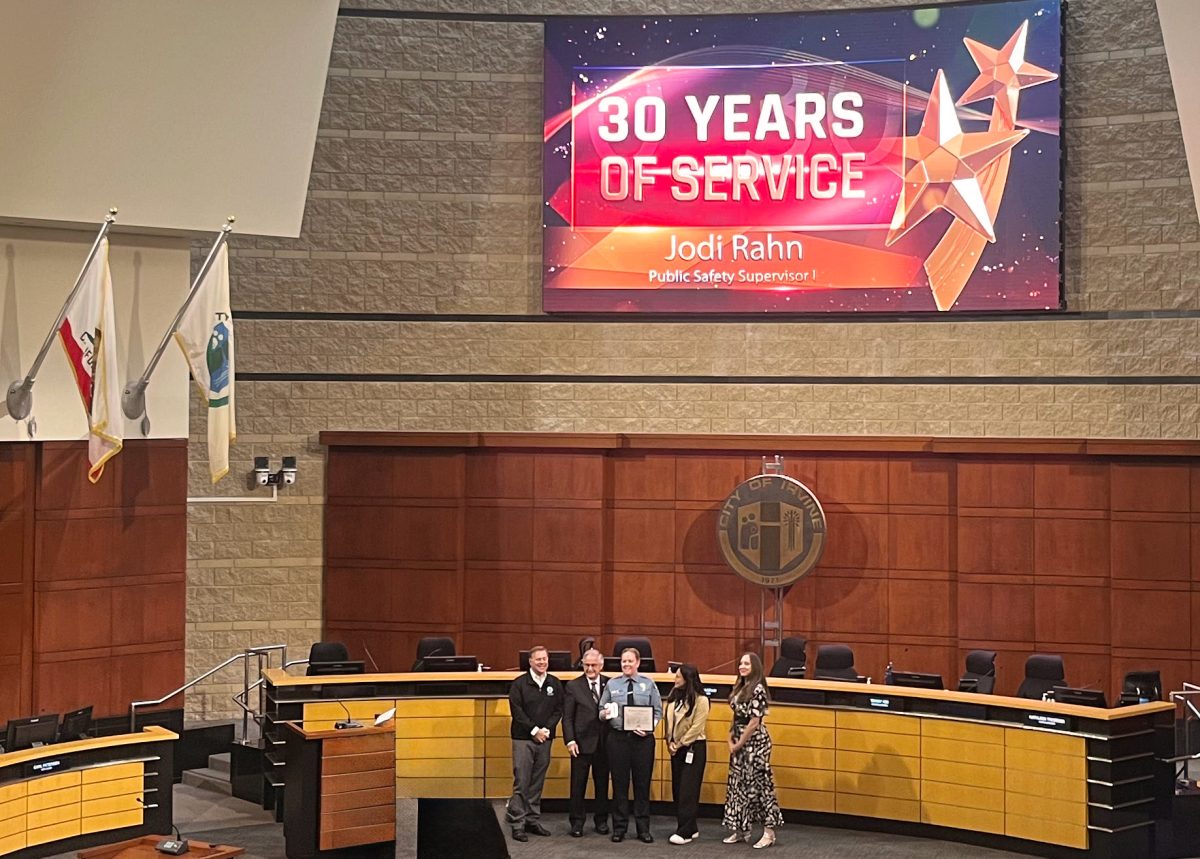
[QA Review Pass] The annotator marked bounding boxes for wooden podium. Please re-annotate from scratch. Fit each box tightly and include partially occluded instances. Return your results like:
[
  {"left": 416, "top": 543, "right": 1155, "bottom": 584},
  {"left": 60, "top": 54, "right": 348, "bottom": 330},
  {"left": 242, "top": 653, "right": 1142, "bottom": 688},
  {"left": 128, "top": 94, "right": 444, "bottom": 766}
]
[{"left": 282, "top": 723, "right": 396, "bottom": 859}]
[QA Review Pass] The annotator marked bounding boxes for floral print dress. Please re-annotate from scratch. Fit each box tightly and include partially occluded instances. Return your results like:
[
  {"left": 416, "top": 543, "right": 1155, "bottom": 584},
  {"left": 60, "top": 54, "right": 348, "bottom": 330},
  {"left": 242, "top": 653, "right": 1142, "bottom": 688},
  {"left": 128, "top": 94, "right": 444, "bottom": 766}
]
[{"left": 722, "top": 683, "right": 784, "bottom": 831}]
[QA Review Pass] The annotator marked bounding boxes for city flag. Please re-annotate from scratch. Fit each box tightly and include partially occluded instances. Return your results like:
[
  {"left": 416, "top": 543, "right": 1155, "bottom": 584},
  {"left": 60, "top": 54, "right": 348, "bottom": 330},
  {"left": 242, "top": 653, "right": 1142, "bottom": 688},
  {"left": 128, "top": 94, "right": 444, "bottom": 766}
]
[
  {"left": 175, "top": 243, "right": 235, "bottom": 482},
  {"left": 57, "top": 237, "right": 122, "bottom": 482}
]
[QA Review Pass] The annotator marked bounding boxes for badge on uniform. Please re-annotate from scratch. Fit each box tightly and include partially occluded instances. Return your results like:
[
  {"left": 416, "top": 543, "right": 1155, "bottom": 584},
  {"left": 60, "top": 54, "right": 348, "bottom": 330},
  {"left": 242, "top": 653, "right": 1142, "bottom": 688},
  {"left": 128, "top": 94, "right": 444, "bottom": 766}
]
[{"left": 546, "top": 686, "right": 555, "bottom": 696}]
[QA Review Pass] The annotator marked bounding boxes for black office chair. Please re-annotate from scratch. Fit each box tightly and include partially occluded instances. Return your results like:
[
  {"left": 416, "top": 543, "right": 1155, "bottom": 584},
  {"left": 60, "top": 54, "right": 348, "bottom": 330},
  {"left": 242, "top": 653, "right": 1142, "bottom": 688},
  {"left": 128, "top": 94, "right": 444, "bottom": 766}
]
[
  {"left": 306, "top": 641, "right": 350, "bottom": 675},
  {"left": 769, "top": 636, "right": 808, "bottom": 678},
  {"left": 813, "top": 644, "right": 862, "bottom": 682},
  {"left": 1016, "top": 654, "right": 1066, "bottom": 700},
  {"left": 958, "top": 650, "right": 997, "bottom": 694},
  {"left": 613, "top": 636, "right": 655, "bottom": 671},
  {"left": 576, "top": 635, "right": 599, "bottom": 668},
  {"left": 413, "top": 637, "right": 456, "bottom": 671},
  {"left": 1120, "top": 670, "right": 1162, "bottom": 704}
]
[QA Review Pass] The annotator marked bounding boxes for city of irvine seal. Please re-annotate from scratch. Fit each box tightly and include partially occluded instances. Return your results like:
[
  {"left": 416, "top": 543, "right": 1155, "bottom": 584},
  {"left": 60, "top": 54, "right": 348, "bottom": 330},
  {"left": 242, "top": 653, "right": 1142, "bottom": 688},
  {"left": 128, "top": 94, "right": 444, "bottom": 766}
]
[{"left": 717, "top": 474, "right": 826, "bottom": 587}]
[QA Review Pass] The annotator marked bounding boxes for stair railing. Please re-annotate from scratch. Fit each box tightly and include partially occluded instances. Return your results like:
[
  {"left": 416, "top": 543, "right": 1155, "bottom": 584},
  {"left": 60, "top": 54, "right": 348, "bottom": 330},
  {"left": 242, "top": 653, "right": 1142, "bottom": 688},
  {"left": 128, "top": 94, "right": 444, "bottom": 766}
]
[{"left": 131, "top": 644, "right": 290, "bottom": 743}]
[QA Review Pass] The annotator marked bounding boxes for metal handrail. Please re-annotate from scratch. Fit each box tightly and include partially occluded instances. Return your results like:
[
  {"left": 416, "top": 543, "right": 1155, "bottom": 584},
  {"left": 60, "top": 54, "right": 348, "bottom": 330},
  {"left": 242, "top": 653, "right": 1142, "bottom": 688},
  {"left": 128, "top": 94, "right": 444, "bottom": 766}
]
[
  {"left": 1169, "top": 686, "right": 1200, "bottom": 785},
  {"left": 132, "top": 643, "right": 290, "bottom": 739}
]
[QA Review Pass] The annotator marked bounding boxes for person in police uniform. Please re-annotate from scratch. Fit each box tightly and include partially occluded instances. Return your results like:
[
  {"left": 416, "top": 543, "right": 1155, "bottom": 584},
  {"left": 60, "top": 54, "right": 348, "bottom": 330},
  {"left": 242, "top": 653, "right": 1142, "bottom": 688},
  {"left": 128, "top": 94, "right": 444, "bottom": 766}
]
[
  {"left": 506, "top": 645, "right": 564, "bottom": 842},
  {"left": 598, "top": 647, "right": 663, "bottom": 843}
]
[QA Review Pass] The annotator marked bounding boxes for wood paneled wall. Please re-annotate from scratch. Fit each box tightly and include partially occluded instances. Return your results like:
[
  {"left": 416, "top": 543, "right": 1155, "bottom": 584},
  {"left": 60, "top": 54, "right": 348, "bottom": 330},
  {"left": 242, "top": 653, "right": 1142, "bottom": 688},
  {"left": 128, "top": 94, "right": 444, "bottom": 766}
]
[
  {"left": 322, "top": 433, "right": 1200, "bottom": 699},
  {"left": 0, "top": 441, "right": 187, "bottom": 721}
]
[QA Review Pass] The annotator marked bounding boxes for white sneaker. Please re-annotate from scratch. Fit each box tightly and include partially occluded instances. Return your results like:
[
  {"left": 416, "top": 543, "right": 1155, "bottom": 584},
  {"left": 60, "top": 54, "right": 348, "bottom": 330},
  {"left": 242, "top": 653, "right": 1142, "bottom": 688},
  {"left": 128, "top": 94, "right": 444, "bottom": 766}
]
[
  {"left": 669, "top": 834, "right": 689, "bottom": 845},
  {"left": 692, "top": 832, "right": 701, "bottom": 840}
]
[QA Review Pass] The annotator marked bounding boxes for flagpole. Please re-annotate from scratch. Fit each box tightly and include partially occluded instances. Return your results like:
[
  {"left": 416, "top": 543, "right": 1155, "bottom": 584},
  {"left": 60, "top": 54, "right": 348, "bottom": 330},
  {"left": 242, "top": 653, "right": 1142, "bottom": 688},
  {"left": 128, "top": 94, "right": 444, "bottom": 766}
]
[
  {"left": 5, "top": 209, "right": 119, "bottom": 422},
  {"left": 121, "top": 216, "right": 235, "bottom": 425}
]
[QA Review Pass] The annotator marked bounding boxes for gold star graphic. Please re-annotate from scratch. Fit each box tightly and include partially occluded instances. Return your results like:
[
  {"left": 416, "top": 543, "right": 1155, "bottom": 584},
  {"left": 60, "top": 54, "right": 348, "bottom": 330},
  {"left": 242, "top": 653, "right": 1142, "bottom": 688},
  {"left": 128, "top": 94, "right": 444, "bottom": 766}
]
[
  {"left": 957, "top": 20, "right": 1058, "bottom": 129},
  {"left": 886, "top": 70, "right": 1027, "bottom": 246}
]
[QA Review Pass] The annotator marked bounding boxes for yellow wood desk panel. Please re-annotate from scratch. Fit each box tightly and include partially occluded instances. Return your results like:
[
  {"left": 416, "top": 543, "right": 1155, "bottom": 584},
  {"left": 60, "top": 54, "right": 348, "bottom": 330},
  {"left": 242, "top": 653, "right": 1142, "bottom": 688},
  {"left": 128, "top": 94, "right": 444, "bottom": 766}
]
[
  {"left": 836, "top": 728, "right": 921, "bottom": 758},
  {"left": 1005, "top": 768, "right": 1087, "bottom": 802},
  {"left": 772, "top": 724, "right": 836, "bottom": 749},
  {"left": 0, "top": 786, "right": 25, "bottom": 806},
  {"left": 81, "top": 777, "right": 143, "bottom": 803},
  {"left": 922, "top": 758, "right": 1005, "bottom": 791},
  {"left": 26, "top": 786, "right": 81, "bottom": 814},
  {"left": 25, "top": 772, "right": 81, "bottom": 796},
  {"left": 0, "top": 815, "right": 24, "bottom": 839},
  {"left": 837, "top": 792, "right": 920, "bottom": 822},
  {"left": 921, "top": 720, "right": 1006, "bottom": 745},
  {"left": 1005, "top": 747, "right": 1087, "bottom": 780},
  {"left": 81, "top": 762, "right": 143, "bottom": 784},
  {"left": 78, "top": 793, "right": 143, "bottom": 818},
  {"left": 395, "top": 699, "right": 477, "bottom": 719},
  {"left": 1006, "top": 814, "right": 1088, "bottom": 850},
  {"left": 835, "top": 711, "right": 921, "bottom": 736},
  {"left": 1005, "top": 728, "right": 1085, "bottom": 756},
  {"left": 921, "top": 735, "right": 1005, "bottom": 769},
  {"left": 81, "top": 808, "right": 141, "bottom": 835},
  {"left": 26, "top": 819, "right": 81, "bottom": 847},
  {"left": 921, "top": 779, "right": 1003, "bottom": 812},
  {"left": 1006, "top": 792, "right": 1088, "bottom": 827},
  {"left": 922, "top": 802, "right": 1004, "bottom": 835},
  {"left": 0, "top": 833, "right": 23, "bottom": 856},
  {"left": 0, "top": 798, "right": 24, "bottom": 824},
  {"left": 836, "top": 749, "right": 920, "bottom": 780}
]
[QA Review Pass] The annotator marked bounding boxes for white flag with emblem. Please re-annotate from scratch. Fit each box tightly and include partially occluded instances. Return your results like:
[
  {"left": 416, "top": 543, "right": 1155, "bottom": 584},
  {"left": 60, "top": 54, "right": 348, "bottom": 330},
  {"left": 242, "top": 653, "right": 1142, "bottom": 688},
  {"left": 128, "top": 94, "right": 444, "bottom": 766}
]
[
  {"left": 57, "top": 237, "right": 122, "bottom": 482},
  {"left": 175, "top": 243, "right": 235, "bottom": 482}
]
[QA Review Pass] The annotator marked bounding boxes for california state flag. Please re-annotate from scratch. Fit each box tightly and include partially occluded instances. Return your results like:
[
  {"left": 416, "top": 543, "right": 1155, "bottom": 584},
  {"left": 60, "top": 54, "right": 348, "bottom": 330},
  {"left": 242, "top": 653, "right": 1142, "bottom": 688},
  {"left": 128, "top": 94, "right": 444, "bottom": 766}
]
[
  {"left": 58, "top": 237, "right": 122, "bottom": 482},
  {"left": 175, "top": 243, "right": 235, "bottom": 482}
]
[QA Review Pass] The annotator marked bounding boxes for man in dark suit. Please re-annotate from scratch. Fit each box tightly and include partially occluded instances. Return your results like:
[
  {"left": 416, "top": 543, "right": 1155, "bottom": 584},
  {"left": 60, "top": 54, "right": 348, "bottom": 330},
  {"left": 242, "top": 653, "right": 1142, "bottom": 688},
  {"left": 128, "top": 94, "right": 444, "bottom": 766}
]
[
  {"left": 562, "top": 648, "right": 610, "bottom": 837},
  {"left": 506, "top": 645, "right": 564, "bottom": 842}
]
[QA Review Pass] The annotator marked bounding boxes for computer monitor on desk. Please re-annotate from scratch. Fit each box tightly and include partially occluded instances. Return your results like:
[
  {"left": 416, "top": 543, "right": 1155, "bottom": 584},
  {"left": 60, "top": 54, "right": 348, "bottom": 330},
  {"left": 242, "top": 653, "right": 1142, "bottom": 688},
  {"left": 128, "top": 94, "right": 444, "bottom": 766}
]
[
  {"left": 59, "top": 705, "right": 93, "bottom": 741},
  {"left": 420, "top": 655, "right": 479, "bottom": 672},
  {"left": 307, "top": 660, "right": 365, "bottom": 676},
  {"left": 5, "top": 714, "right": 59, "bottom": 752},
  {"left": 1052, "top": 686, "right": 1107, "bottom": 708},
  {"left": 890, "top": 671, "right": 945, "bottom": 690}
]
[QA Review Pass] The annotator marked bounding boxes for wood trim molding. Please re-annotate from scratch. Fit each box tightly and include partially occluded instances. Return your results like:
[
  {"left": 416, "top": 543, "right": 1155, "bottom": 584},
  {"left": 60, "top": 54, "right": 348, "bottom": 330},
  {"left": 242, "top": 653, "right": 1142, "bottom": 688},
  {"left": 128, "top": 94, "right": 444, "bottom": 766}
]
[{"left": 319, "top": 431, "right": 1200, "bottom": 458}]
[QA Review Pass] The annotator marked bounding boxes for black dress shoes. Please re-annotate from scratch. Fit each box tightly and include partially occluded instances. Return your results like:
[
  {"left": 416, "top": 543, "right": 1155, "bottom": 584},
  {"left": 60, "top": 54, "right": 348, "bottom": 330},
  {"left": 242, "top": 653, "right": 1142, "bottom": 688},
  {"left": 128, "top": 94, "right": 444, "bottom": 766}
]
[
  {"left": 570, "top": 827, "right": 583, "bottom": 838},
  {"left": 511, "top": 829, "right": 528, "bottom": 842},
  {"left": 639, "top": 832, "right": 655, "bottom": 843},
  {"left": 612, "top": 832, "right": 625, "bottom": 842},
  {"left": 595, "top": 823, "right": 610, "bottom": 835},
  {"left": 525, "top": 822, "right": 552, "bottom": 836}
]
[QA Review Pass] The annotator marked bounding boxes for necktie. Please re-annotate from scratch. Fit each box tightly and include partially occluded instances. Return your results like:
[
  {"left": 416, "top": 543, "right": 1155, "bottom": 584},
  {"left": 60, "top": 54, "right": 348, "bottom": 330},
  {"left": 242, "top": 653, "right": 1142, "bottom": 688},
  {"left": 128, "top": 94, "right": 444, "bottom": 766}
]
[
  {"left": 591, "top": 681, "right": 599, "bottom": 703},
  {"left": 627, "top": 678, "right": 634, "bottom": 700}
]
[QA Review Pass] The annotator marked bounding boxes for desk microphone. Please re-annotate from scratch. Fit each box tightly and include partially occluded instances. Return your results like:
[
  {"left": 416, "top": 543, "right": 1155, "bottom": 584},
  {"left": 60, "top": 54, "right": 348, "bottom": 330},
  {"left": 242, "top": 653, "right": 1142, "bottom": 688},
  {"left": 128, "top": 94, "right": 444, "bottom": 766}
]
[
  {"left": 136, "top": 797, "right": 188, "bottom": 855},
  {"left": 362, "top": 642, "right": 381, "bottom": 673},
  {"left": 335, "top": 699, "right": 362, "bottom": 730}
]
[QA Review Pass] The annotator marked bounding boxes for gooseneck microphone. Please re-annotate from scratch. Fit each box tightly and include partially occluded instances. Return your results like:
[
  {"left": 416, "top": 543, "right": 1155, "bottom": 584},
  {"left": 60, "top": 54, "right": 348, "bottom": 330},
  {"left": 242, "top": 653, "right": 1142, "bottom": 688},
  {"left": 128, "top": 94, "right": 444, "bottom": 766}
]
[
  {"left": 413, "top": 647, "right": 443, "bottom": 672},
  {"left": 136, "top": 797, "right": 189, "bottom": 855},
  {"left": 703, "top": 657, "right": 741, "bottom": 675},
  {"left": 362, "top": 642, "right": 381, "bottom": 673},
  {"left": 335, "top": 699, "right": 362, "bottom": 730}
]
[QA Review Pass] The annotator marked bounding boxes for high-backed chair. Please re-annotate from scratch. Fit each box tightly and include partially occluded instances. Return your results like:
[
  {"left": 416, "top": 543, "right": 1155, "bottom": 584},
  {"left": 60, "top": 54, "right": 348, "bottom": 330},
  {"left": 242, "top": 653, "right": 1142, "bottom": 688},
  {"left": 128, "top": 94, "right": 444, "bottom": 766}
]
[
  {"left": 612, "top": 636, "right": 655, "bottom": 671},
  {"left": 813, "top": 644, "right": 861, "bottom": 682},
  {"left": 412, "top": 636, "right": 456, "bottom": 671},
  {"left": 1016, "top": 654, "right": 1066, "bottom": 700},
  {"left": 306, "top": 641, "right": 349, "bottom": 675},
  {"left": 958, "top": 650, "right": 997, "bottom": 694},
  {"left": 769, "top": 637, "right": 808, "bottom": 678},
  {"left": 1121, "top": 670, "right": 1163, "bottom": 704},
  {"left": 576, "top": 635, "right": 598, "bottom": 668}
]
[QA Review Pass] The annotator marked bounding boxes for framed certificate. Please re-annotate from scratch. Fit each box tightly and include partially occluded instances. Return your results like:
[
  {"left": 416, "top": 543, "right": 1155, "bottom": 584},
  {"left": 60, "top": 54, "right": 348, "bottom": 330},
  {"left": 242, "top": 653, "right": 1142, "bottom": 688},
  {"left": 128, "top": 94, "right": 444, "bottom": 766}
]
[{"left": 622, "top": 705, "right": 654, "bottom": 732}]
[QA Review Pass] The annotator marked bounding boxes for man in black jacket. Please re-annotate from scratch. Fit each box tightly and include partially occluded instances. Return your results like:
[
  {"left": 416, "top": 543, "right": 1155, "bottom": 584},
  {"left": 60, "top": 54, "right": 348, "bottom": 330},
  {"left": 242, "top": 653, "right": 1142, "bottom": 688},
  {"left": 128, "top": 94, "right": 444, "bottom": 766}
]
[
  {"left": 506, "top": 645, "right": 564, "bottom": 842},
  {"left": 562, "top": 648, "right": 611, "bottom": 837}
]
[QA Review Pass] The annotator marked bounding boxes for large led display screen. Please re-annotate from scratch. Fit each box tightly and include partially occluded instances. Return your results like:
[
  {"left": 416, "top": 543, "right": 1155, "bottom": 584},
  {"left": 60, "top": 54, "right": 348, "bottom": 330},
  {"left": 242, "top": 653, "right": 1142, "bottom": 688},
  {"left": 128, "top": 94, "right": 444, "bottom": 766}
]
[{"left": 543, "top": 0, "right": 1063, "bottom": 313}]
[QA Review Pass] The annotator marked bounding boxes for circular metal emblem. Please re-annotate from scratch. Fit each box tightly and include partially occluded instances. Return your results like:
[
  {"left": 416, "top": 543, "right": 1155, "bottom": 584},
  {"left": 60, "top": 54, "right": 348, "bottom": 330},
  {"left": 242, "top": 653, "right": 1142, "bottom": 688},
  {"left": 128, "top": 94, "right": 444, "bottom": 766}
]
[{"left": 717, "top": 474, "right": 827, "bottom": 587}]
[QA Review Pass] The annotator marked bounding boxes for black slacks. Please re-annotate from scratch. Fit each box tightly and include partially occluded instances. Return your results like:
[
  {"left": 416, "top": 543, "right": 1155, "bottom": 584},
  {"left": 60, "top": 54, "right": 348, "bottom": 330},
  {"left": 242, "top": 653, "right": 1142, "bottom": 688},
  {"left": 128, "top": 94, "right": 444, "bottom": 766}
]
[
  {"left": 670, "top": 741, "right": 707, "bottom": 838},
  {"left": 607, "top": 731, "right": 654, "bottom": 836},
  {"left": 568, "top": 743, "right": 610, "bottom": 828}
]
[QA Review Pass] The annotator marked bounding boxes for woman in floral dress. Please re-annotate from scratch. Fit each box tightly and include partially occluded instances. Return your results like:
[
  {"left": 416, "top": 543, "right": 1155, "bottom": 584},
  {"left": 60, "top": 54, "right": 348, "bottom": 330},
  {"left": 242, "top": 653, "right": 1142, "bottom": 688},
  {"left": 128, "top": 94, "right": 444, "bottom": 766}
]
[{"left": 722, "top": 652, "right": 783, "bottom": 849}]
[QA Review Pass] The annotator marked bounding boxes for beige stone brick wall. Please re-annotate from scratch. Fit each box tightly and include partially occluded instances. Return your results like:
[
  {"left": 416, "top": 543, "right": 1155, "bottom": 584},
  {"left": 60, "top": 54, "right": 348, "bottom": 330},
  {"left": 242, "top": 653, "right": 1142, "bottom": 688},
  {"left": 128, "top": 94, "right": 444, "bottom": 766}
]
[{"left": 184, "top": 0, "right": 1200, "bottom": 719}]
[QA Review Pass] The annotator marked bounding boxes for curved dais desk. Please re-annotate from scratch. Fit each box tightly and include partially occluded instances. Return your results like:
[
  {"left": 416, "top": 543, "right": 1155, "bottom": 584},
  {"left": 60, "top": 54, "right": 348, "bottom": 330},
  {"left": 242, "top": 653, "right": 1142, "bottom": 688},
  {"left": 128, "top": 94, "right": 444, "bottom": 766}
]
[
  {"left": 0, "top": 726, "right": 176, "bottom": 859},
  {"left": 263, "top": 670, "right": 1173, "bottom": 858}
]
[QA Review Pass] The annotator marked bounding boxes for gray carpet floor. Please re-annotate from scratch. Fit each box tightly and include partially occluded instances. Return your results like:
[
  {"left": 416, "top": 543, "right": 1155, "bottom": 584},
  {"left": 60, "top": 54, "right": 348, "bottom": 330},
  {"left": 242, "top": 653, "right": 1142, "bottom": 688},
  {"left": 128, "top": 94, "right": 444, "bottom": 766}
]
[{"left": 41, "top": 784, "right": 1027, "bottom": 858}]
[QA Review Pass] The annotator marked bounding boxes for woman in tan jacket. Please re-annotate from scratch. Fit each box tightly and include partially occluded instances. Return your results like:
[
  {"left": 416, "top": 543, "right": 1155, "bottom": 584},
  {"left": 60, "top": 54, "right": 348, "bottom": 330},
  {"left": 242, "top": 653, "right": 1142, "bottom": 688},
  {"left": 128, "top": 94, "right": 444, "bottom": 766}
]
[{"left": 665, "top": 663, "right": 710, "bottom": 844}]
